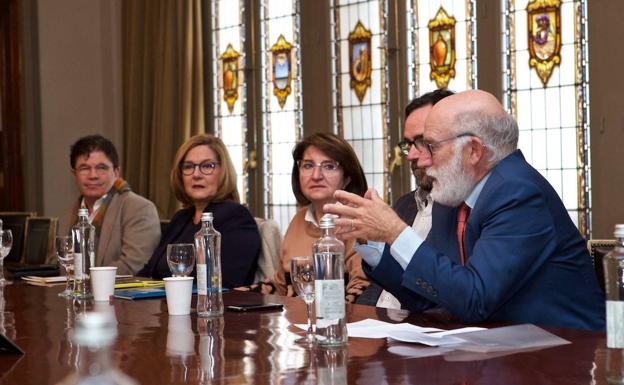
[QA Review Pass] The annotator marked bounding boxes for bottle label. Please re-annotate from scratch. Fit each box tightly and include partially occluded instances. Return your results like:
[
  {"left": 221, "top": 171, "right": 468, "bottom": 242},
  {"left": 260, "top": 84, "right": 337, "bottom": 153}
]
[
  {"left": 315, "top": 279, "right": 345, "bottom": 320},
  {"left": 607, "top": 300, "right": 624, "bottom": 348},
  {"left": 74, "top": 253, "right": 83, "bottom": 280},
  {"left": 197, "top": 264, "right": 208, "bottom": 295}
]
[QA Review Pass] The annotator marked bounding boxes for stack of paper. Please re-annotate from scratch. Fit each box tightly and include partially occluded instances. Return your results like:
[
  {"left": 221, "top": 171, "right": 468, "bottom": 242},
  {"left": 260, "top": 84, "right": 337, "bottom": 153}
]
[
  {"left": 22, "top": 276, "right": 67, "bottom": 286},
  {"left": 340, "top": 319, "right": 570, "bottom": 359},
  {"left": 346, "top": 319, "right": 485, "bottom": 346},
  {"left": 22, "top": 274, "right": 134, "bottom": 287}
]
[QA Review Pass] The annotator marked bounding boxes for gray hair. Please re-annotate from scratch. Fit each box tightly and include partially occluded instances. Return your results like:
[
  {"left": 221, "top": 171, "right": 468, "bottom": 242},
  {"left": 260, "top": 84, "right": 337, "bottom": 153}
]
[{"left": 452, "top": 110, "right": 519, "bottom": 165}]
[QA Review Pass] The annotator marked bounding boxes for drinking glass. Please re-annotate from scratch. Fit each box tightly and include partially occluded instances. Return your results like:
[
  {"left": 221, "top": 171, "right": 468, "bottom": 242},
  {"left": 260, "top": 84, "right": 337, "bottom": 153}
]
[
  {"left": 166, "top": 244, "right": 196, "bottom": 277},
  {"left": 0, "top": 230, "right": 13, "bottom": 286},
  {"left": 291, "top": 256, "right": 315, "bottom": 344},
  {"left": 56, "top": 236, "right": 75, "bottom": 297}
]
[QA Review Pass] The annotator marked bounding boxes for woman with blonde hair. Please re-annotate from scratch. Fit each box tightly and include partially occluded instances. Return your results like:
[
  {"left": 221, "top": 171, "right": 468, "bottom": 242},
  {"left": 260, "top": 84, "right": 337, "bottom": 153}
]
[{"left": 138, "top": 134, "right": 260, "bottom": 287}]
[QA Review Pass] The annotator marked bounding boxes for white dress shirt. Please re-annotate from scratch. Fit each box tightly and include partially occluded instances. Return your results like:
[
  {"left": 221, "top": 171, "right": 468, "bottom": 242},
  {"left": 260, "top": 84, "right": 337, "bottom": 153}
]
[{"left": 81, "top": 193, "right": 108, "bottom": 224}]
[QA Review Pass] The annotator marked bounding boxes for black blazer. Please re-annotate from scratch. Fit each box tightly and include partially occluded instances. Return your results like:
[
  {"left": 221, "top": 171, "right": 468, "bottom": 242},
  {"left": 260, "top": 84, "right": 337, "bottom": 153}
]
[
  {"left": 138, "top": 201, "right": 261, "bottom": 288},
  {"left": 393, "top": 190, "right": 419, "bottom": 226}
]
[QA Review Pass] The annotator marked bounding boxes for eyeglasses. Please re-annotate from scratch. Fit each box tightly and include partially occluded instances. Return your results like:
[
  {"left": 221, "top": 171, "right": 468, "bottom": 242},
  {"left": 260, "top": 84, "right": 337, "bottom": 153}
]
[
  {"left": 297, "top": 160, "right": 340, "bottom": 175},
  {"left": 398, "top": 132, "right": 476, "bottom": 156},
  {"left": 180, "top": 161, "right": 220, "bottom": 176},
  {"left": 424, "top": 133, "right": 476, "bottom": 155},
  {"left": 397, "top": 137, "right": 427, "bottom": 156},
  {"left": 74, "top": 164, "right": 112, "bottom": 176}
]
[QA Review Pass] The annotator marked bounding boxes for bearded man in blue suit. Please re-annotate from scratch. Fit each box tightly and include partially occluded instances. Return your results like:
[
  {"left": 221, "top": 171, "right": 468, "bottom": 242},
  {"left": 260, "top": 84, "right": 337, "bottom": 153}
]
[{"left": 325, "top": 90, "right": 605, "bottom": 331}]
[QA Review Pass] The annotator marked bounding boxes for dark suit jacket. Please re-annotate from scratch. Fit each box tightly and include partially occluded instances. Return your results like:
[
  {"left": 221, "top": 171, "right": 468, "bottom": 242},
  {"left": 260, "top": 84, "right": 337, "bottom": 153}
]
[
  {"left": 366, "top": 150, "right": 605, "bottom": 331},
  {"left": 138, "top": 201, "right": 260, "bottom": 288},
  {"left": 394, "top": 190, "right": 419, "bottom": 225}
]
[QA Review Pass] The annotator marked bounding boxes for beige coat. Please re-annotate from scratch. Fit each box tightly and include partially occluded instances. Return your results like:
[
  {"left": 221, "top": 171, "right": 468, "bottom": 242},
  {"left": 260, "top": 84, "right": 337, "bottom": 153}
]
[{"left": 50, "top": 190, "right": 161, "bottom": 275}]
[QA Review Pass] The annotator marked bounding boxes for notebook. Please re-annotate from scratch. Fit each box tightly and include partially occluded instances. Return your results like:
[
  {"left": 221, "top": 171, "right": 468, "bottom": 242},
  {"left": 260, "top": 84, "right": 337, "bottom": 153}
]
[{"left": 113, "top": 286, "right": 228, "bottom": 300}]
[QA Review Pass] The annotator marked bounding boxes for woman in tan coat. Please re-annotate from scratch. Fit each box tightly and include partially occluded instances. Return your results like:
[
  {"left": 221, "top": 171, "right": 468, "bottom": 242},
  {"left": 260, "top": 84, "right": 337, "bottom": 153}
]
[{"left": 274, "top": 133, "right": 369, "bottom": 302}]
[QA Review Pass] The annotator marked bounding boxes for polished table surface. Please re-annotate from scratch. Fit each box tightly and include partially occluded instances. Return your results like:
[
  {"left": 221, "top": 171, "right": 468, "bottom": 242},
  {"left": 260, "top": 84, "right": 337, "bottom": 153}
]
[{"left": 0, "top": 280, "right": 617, "bottom": 385}]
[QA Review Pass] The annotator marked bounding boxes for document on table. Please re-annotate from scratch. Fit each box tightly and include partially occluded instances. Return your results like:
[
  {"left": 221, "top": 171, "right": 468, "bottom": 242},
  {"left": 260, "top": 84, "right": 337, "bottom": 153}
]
[
  {"left": 444, "top": 323, "right": 571, "bottom": 353},
  {"left": 342, "top": 319, "right": 570, "bottom": 354},
  {"left": 21, "top": 276, "right": 68, "bottom": 286},
  {"left": 387, "top": 324, "right": 571, "bottom": 361},
  {"left": 345, "top": 318, "right": 485, "bottom": 346},
  {"left": 22, "top": 274, "right": 134, "bottom": 287}
]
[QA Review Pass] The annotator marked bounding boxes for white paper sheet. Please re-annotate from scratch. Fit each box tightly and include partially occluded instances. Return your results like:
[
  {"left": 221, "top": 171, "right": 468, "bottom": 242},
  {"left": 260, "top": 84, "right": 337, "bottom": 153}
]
[
  {"left": 294, "top": 318, "right": 486, "bottom": 346},
  {"left": 386, "top": 327, "right": 486, "bottom": 346},
  {"left": 346, "top": 319, "right": 444, "bottom": 339}
]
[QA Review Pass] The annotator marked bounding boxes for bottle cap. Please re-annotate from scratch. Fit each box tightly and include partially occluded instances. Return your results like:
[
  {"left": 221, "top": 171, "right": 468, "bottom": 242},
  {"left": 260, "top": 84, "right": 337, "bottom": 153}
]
[
  {"left": 201, "top": 212, "right": 214, "bottom": 222},
  {"left": 72, "top": 311, "right": 117, "bottom": 347},
  {"left": 614, "top": 224, "right": 624, "bottom": 238},
  {"left": 78, "top": 208, "right": 89, "bottom": 217},
  {"left": 319, "top": 214, "right": 337, "bottom": 229}
]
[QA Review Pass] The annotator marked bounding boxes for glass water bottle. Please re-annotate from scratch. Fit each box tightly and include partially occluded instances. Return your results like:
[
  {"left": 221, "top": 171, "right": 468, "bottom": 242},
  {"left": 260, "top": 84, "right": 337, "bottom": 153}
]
[
  {"left": 313, "top": 214, "right": 347, "bottom": 347},
  {"left": 604, "top": 224, "right": 624, "bottom": 348},
  {"left": 72, "top": 208, "right": 94, "bottom": 299},
  {"left": 194, "top": 212, "right": 223, "bottom": 317}
]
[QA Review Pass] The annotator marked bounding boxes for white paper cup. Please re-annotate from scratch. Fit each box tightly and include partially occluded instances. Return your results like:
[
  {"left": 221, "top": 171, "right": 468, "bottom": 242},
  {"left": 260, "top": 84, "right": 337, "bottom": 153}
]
[
  {"left": 90, "top": 266, "right": 118, "bottom": 301},
  {"left": 164, "top": 276, "right": 194, "bottom": 316}
]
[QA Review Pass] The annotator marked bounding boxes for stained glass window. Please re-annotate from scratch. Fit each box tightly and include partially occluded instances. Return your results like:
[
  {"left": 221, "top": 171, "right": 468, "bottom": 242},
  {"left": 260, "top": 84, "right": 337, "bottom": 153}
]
[
  {"left": 211, "top": 0, "right": 249, "bottom": 203},
  {"left": 406, "top": 0, "right": 477, "bottom": 97},
  {"left": 502, "top": 0, "right": 590, "bottom": 236},
  {"left": 330, "top": 0, "right": 389, "bottom": 199},
  {"left": 406, "top": 0, "right": 477, "bottom": 191},
  {"left": 260, "top": 0, "right": 303, "bottom": 231}
]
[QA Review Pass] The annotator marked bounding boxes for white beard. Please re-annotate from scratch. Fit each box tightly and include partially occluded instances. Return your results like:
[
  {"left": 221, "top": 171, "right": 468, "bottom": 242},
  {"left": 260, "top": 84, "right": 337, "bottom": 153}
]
[{"left": 427, "top": 147, "right": 477, "bottom": 207}]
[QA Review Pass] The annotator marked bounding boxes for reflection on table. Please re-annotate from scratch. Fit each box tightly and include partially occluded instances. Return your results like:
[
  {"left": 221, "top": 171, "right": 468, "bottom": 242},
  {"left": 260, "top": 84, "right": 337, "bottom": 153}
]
[{"left": 0, "top": 280, "right": 615, "bottom": 385}]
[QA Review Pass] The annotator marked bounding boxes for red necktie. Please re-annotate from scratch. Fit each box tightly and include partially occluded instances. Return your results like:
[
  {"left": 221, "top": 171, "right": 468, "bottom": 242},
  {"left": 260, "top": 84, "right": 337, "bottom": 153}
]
[{"left": 456, "top": 202, "right": 471, "bottom": 266}]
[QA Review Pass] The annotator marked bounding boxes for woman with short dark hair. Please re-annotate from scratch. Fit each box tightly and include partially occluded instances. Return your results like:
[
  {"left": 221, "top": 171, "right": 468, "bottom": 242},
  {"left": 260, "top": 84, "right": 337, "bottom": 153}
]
[{"left": 274, "top": 133, "right": 369, "bottom": 302}]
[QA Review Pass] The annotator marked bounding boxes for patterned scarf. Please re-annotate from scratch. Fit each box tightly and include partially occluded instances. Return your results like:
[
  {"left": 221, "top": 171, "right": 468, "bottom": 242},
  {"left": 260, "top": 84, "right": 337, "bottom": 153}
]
[{"left": 70, "top": 178, "right": 132, "bottom": 239}]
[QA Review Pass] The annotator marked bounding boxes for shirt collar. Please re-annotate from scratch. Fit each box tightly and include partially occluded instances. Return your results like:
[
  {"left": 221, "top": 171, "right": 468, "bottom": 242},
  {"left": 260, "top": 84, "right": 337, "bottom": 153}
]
[
  {"left": 413, "top": 187, "right": 432, "bottom": 212},
  {"left": 464, "top": 172, "right": 491, "bottom": 209},
  {"left": 81, "top": 193, "right": 108, "bottom": 223},
  {"left": 304, "top": 204, "right": 341, "bottom": 228},
  {"left": 304, "top": 205, "right": 320, "bottom": 227}
]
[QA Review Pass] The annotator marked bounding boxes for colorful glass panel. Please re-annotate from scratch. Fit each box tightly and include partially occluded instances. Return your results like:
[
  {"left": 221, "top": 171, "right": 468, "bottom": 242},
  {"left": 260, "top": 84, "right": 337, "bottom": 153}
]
[
  {"left": 331, "top": 0, "right": 389, "bottom": 199},
  {"left": 261, "top": 0, "right": 302, "bottom": 232},
  {"left": 502, "top": 0, "right": 590, "bottom": 236},
  {"left": 407, "top": 0, "right": 476, "bottom": 98},
  {"left": 211, "top": 0, "right": 248, "bottom": 203},
  {"left": 406, "top": 0, "right": 476, "bottom": 190}
]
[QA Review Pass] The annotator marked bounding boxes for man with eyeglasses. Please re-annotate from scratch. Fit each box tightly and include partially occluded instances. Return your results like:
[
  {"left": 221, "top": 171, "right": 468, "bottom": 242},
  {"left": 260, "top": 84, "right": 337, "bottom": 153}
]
[
  {"left": 357, "top": 89, "right": 453, "bottom": 309},
  {"left": 326, "top": 90, "right": 604, "bottom": 330},
  {"left": 48, "top": 135, "right": 160, "bottom": 275}
]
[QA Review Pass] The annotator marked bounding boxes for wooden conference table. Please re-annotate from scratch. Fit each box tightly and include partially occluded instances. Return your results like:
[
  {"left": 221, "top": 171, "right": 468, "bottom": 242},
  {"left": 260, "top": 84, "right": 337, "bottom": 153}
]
[{"left": 0, "top": 280, "right": 616, "bottom": 385}]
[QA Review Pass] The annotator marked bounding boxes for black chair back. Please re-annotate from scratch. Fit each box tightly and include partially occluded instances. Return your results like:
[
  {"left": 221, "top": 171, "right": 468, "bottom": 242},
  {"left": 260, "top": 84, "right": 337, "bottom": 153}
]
[
  {"left": 0, "top": 212, "right": 36, "bottom": 263},
  {"left": 23, "top": 217, "right": 58, "bottom": 265}
]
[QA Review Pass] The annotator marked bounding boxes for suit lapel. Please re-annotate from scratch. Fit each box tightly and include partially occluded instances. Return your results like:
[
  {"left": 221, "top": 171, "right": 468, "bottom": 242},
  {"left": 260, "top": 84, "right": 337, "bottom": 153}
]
[{"left": 96, "top": 195, "right": 118, "bottom": 266}]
